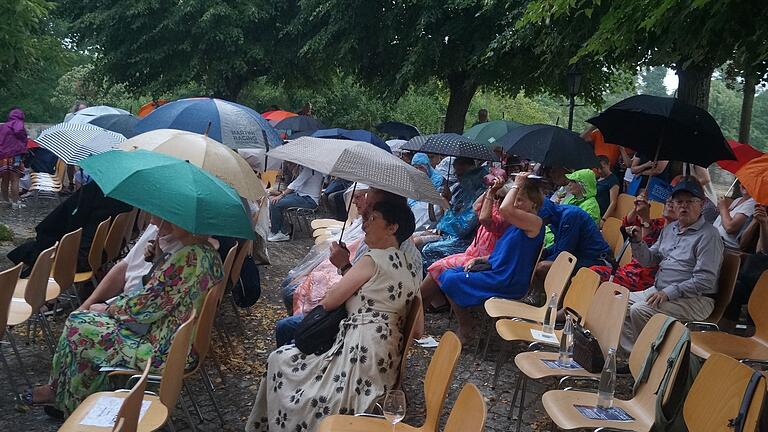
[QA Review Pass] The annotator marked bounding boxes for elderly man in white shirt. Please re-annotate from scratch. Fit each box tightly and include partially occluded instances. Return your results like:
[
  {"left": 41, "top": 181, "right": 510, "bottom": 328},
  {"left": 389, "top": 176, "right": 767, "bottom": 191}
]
[{"left": 268, "top": 165, "right": 324, "bottom": 242}]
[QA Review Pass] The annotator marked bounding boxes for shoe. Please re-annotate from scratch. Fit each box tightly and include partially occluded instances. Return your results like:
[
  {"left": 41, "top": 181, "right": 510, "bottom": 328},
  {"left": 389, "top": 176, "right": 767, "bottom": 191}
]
[
  {"left": 11, "top": 202, "right": 26, "bottom": 209},
  {"left": 267, "top": 232, "right": 291, "bottom": 242}
]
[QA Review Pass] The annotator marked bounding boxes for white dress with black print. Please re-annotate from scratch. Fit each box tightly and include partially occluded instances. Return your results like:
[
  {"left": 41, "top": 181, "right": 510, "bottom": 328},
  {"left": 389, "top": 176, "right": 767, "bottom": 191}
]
[{"left": 246, "top": 247, "right": 421, "bottom": 432}]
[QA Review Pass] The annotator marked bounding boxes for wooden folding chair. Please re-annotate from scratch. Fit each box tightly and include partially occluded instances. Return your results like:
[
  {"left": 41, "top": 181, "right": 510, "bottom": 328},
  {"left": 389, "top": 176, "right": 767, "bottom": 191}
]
[
  {"left": 74, "top": 218, "right": 112, "bottom": 287},
  {"left": 8, "top": 244, "right": 57, "bottom": 353},
  {"left": 393, "top": 296, "right": 423, "bottom": 391},
  {"left": 688, "top": 251, "right": 740, "bottom": 331},
  {"left": 49, "top": 228, "right": 83, "bottom": 307},
  {"left": 260, "top": 170, "right": 279, "bottom": 189},
  {"left": 542, "top": 314, "right": 688, "bottom": 431},
  {"left": 317, "top": 331, "right": 462, "bottom": 432},
  {"left": 121, "top": 208, "right": 139, "bottom": 251},
  {"left": 600, "top": 216, "right": 623, "bottom": 257},
  {"left": 684, "top": 353, "right": 766, "bottom": 432},
  {"left": 443, "top": 384, "right": 487, "bottom": 432},
  {"left": 0, "top": 263, "right": 24, "bottom": 393},
  {"left": 509, "top": 282, "right": 629, "bottom": 431},
  {"left": 60, "top": 358, "right": 153, "bottom": 432},
  {"left": 604, "top": 193, "right": 635, "bottom": 220},
  {"left": 650, "top": 200, "right": 664, "bottom": 219},
  {"left": 492, "top": 268, "right": 601, "bottom": 387},
  {"left": 225, "top": 239, "right": 253, "bottom": 334},
  {"left": 29, "top": 159, "right": 66, "bottom": 204},
  {"left": 135, "top": 210, "right": 151, "bottom": 233},
  {"left": 104, "top": 212, "right": 133, "bottom": 264},
  {"left": 691, "top": 271, "right": 768, "bottom": 361}
]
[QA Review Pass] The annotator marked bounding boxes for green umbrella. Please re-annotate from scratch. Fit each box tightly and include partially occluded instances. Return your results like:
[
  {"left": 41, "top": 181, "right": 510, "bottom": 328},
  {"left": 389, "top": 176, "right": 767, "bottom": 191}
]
[
  {"left": 80, "top": 149, "right": 254, "bottom": 239},
  {"left": 463, "top": 120, "right": 524, "bottom": 147}
]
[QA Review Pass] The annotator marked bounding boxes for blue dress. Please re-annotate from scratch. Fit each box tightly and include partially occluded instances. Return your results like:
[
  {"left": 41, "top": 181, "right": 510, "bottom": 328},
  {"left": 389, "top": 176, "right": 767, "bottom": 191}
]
[{"left": 439, "top": 224, "right": 545, "bottom": 308}]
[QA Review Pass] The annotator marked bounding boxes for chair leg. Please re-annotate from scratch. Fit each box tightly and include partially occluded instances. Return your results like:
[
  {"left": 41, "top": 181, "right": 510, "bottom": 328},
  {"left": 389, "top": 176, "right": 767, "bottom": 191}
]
[
  {"left": 493, "top": 341, "right": 511, "bottom": 388},
  {"left": 178, "top": 392, "right": 200, "bottom": 432},
  {"left": 0, "top": 344, "right": 21, "bottom": 395},
  {"left": 208, "top": 347, "right": 227, "bottom": 386},
  {"left": 515, "top": 373, "right": 529, "bottom": 432},
  {"left": 201, "top": 365, "right": 226, "bottom": 425},
  {"left": 183, "top": 380, "right": 205, "bottom": 423},
  {"left": 229, "top": 294, "right": 246, "bottom": 335},
  {"left": 38, "top": 312, "right": 57, "bottom": 354},
  {"left": 7, "top": 330, "right": 32, "bottom": 388},
  {"left": 508, "top": 371, "right": 523, "bottom": 419},
  {"left": 473, "top": 315, "right": 487, "bottom": 358}
]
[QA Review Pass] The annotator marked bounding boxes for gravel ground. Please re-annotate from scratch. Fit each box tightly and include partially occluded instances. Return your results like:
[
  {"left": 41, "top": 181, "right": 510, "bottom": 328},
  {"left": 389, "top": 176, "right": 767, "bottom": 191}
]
[{"left": 0, "top": 199, "right": 635, "bottom": 432}]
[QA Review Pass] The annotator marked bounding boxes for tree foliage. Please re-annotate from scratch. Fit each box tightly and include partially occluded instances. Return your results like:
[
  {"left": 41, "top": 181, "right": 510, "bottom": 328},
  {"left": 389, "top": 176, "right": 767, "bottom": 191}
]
[{"left": 0, "top": 0, "right": 54, "bottom": 89}]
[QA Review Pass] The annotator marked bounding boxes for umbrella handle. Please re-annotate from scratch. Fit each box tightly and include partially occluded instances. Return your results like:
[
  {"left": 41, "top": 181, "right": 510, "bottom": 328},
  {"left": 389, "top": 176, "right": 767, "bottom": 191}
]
[
  {"left": 338, "top": 182, "right": 357, "bottom": 242},
  {"left": 204, "top": 121, "right": 212, "bottom": 137},
  {"left": 262, "top": 129, "right": 270, "bottom": 173},
  {"left": 725, "top": 178, "right": 738, "bottom": 198}
]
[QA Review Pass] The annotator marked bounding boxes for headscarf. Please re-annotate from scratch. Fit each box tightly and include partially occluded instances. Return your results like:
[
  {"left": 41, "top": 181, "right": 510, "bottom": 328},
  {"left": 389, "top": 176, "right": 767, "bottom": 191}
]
[
  {"left": 0, "top": 108, "right": 27, "bottom": 159},
  {"left": 411, "top": 152, "right": 443, "bottom": 190}
]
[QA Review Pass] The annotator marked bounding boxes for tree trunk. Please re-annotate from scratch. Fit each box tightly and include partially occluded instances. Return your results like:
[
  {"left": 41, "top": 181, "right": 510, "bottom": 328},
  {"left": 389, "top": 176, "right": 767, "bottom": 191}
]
[
  {"left": 443, "top": 72, "right": 478, "bottom": 133},
  {"left": 739, "top": 74, "right": 757, "bottom": 144},
  {"left": 675, "top": 63, "right": 714, "bottom": 109}
]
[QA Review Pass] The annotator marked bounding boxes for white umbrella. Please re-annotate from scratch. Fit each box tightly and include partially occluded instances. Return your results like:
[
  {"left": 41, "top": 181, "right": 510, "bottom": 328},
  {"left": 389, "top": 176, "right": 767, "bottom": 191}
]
[
  {"left": 267, "top": 137, "right": 447, "bottom": 207},
  {"left": 66, "top": 105, "right": 131, "bottom": 124},
  {"left": 37, "top": 123, "right": 126, "bottom": 164}
]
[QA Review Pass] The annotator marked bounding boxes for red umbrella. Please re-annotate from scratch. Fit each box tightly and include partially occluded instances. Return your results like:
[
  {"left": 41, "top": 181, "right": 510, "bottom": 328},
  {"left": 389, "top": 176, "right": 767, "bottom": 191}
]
[
  {"left": 27, "top": 138, "right": 39, "bottom": 149},
  {"left": 717, "top": 140, "right": 763, "bottom": 174},
  {"left": 262, "top": 110, "right": 297, "bottom": 126}
]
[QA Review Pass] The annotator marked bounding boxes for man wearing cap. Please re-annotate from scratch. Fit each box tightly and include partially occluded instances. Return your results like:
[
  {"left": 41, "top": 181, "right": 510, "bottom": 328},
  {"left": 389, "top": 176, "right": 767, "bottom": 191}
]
[{"left": 620, "top": 178, "right": 724, "bottom": 351}]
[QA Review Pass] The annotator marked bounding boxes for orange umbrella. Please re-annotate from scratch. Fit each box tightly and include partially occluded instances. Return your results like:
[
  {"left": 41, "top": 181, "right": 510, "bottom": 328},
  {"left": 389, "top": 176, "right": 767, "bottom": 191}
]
[
  {"left": 717, "top": 140, "right": 763, "bottom": 174},
  {"left": 736, "top": 154, "right": 768, "bottom": 204},
  {"left": 137, "top": 99, "right": 169, "bottom": 118},
  {"left": 262, "top": 110, "right": 297, "bottom": 125}
]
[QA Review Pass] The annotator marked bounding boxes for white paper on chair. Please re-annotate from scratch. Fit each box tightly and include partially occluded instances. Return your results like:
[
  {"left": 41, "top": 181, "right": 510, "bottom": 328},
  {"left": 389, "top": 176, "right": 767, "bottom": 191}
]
[
  {"left": 79, "top": 396, "right": 151, "bottom": 427},
  {"left": 530, "top": 329, "right": 559, "bottom": 345},
  {"left": 416, "top": 336, "right": 439, "bottom": 348}
]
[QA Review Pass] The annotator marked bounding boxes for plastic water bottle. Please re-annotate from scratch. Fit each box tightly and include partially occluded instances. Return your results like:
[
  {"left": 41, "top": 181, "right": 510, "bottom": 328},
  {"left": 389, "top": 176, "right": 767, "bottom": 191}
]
[
  {"left": 597, "top": 347, "right": 617, "bottom": 409},
  {"left": 541, "top": 293, "right": 558, "bottom": 333},
  {"left": 558, "top": 314, "right": 574, "bottom": 367}
]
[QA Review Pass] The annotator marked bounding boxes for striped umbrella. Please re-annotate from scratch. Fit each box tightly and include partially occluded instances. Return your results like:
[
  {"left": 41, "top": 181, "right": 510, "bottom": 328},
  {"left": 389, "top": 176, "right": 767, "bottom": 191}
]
[{"left": 36, "top": 123, "right": 126, "bottom": 164}]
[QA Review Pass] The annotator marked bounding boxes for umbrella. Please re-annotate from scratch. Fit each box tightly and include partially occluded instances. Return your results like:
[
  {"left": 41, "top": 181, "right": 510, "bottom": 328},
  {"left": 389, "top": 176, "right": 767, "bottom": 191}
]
[
  {"left": 137, "top": 99, "right": 168, "bottom": 118},
  {"left": 587, "top": 95, "right": 736, "bottom": 166},
  {"left": 89, "top": 114, "right": 140, "bottom": 138},
  {"left": 402, "top": 133, "right": 498, "bottom": 161},
  {"left": 266, "top": 137, "right": 447, "bottom": 207},
  {"left": 496, "top": 124, "right": 598, "bottom": 169},
  {"left": 736, "top": 155, "right": 768, "bottom": 205},
  {"left": 386, "top": 139, "right": 407, "bottom": 156},
  {"left": 80, "top": 150, "right": 254, "bottom": 239},
  {"left": 274, "top": 116, "right": 326, "bottom": 136},
  {"left": 375, "top": 121, "right": 421, "bottom": 140},
  {"left": 309, "top": 128, "right": 390, "bottom": 152},
  {"left": 119, "top": 129, "right": 266, "bottom": 202},
  {"left": 36, "top": 123, "right": 126, "bottom": 164},
  {"left": 716, "top": 140, "right": 764, "bottom": 174},
  {"left": 262, "top": 110, "right": 298, "bottom": 126},
  {"left": 66, "top": 106, "right": 131, "bottom": 123},
  {"left": 463, "top": 120, "right": 524, "bottom": 147},
  {"left": 134, "top": 97, "right": 282, "bottom": 151}
]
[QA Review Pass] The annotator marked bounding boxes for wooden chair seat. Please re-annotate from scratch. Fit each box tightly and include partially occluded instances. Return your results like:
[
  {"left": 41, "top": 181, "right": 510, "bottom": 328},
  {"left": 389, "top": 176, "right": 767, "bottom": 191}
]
[
  {"left": 59, "top": 392, "right": 168, "bottom": 432},
  {"left": 311, "top": 219, "right": 344, "bottom": 230},
  {"left": 318, "top": 416, "right": 420, "bottom": 432},
  {"left": 485, "top": 297, "right": 543, "bottom": 322},
  {"left": 496, "top": 319, "right": 562, "bottom": 345},
  {"left": 7, "top": 299, "right": 33, "bottom": 326},
  {"left": 542, "top": 390, "right": 653, "bottom": 431},
  {"left": 514, "top": 351, "right": 598, "bottom": 381},
  {"left": 74, "top": 270, "right": 94, "bottom": 284},
  {"left": 13, "top": 277, "right": 61, "bottom": 302},
  {"left": 690, "top": 332, "right": 768, "bottom": 360}
]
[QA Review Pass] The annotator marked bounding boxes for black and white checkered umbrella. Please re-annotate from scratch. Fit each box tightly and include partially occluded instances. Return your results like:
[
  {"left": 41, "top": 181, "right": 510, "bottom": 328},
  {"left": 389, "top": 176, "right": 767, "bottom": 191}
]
[
  {"left": 402, "top": 133, "right": 498, "bottom": 161},
  {"left": 36, "top": 122, "right": 126, "bottom": 164}
]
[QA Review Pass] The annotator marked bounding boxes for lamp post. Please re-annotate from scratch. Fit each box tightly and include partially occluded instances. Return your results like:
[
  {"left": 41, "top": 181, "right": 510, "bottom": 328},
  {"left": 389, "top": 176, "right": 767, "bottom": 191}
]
[{"left": 566, "top": 65, "right": 583, "bottom": 131}]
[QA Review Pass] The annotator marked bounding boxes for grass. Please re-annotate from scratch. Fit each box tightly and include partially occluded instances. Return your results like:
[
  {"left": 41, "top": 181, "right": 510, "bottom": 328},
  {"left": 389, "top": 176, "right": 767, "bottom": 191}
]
[{"left": 0, "top": 223, "right": 13, "bottom": 241}]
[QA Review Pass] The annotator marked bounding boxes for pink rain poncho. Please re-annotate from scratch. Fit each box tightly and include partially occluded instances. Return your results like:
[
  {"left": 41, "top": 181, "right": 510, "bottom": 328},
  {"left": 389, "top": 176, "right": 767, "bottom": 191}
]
[{"left": 0, "top": 108, "right": 27, "bottom": 160}]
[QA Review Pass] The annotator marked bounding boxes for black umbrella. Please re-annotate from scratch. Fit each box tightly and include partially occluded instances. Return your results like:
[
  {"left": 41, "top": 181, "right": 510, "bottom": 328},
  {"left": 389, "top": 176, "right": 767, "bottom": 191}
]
[
  {"left": 402, "top": 133, "right": 498, "bottom": 161},
  {"left": 497, "top": 124, "right": 598, "bottom": 169},
  {"left": 375, "top": 121, "right": 421, "bottom": 140},
  {"left": 89, "top": 114, "right": 139, "bottom": 138},
  {"left": 587, "top": 95, "right": 735, "bottom": 166},
  {"left": 274, "top": 115, "right": 326, "bottom": 134}
]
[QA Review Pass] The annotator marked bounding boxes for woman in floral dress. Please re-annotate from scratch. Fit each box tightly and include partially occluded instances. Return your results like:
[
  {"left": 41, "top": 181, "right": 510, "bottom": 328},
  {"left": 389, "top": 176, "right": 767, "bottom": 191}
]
[
  {"left": 246, "top": 200, "right": 419, "bottom": 432},
  {"left": 26, "top": 222, "right": 223, "bottom": 415}
]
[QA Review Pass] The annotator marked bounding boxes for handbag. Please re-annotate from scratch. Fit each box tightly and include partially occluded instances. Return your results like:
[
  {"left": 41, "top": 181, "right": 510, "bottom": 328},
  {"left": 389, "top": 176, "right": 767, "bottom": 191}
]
[
  {"left": 293, "top": 304, "right": 348, "bottom": 355},
  {"left": 566, "top": 307, "right": 604, "bottom": 373},
  {"left": 232, "top": 255, "right": 262, "bottom": 308}
]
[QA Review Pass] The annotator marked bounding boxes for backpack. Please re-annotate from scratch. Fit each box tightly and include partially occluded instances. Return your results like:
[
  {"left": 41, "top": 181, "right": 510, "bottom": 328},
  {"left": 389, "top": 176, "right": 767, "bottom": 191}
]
[{"left": 231, "top": 255, "right": 262, "bottom": 308}]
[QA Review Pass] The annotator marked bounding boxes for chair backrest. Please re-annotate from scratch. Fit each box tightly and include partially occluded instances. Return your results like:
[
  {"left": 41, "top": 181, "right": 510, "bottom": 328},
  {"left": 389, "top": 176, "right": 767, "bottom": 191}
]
[
  {"left": 748, "top": 271, "right": 768, "bottom": 343},
  {"left": 0, "top": 264, "right": 23, "bottom": 339},
  {"left": 104, "top": 212, "right": 133, "bottom": 263},
  {"left": 561, "top": 267, "right": 601, "bottom": 320},
  {"left": 229, "top": 239, "right": 253, "bottom": 287},
  {"left": 422, "top": 331, "right": 462, "bottom": 432},
  {"left": 113, "top": 419, "right": 125, "bottom": 432},
  {"left": 393, "top": 296, "right": 423, "bottom": 390},
  {"left": 88, "top": 218, "right": 112, "bottom": 272},
  {"left": 122, "top": 208, "right": 139, "bottom": 246},
  {"left": 650, "top": 201, "right": 664, "bottom": 219},
  {"left": 610, "top": 193, "right": 635, "bottom": 219},
  {"left": 544, "top": 251, "right": 577, "bottom": 304},
  {"left": 136, "top": 210, "right": 151, "bottom": 233},
  {"left": 529, "top": 245, "right": 545, "bottom": 286},
  {"left": 683, "top": 353, "right": 767, "bottom": 432},
  {"left": 704, "top": 251, "right": 740, "bottom": 323},
  {"left": 53, "top": 159, "right": 67, "bottom": 184},
  {"left": 51, "top": 228, "right": 83, "bottom": 291},
  {"left": 158, "top": 309, "right": 197, "bottom": 410},
  {"left": 260, "top": 170, "right": 279, "bottom": 188},
  {"left": 24, "top": 244, "right": 57, "bottom": 310},
  {"left": 114, "top": 357, "right": 152, "bottom": 432},
  {"left": 443, "top": 384, "right": 487, "bottom": 432},
  {"left": 190, "top": 243, "right": 238, "bottom": 370},
  {"left": 583, "top": 282, "right": 629, "bottom": 359},
  {"left": 601, "top": 217, "right": 623, "bottom": 257},
  {"left": 619, "top": 241, "right": 633, "bottom": 266}
]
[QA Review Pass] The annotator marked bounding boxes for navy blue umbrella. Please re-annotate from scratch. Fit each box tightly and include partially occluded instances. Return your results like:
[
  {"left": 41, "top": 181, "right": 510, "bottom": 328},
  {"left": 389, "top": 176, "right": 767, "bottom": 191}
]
[
  {"left": 275, "top": 115, "right": 325, "bottom": 136},
  {"left": 310, "top": 128, "right": 390, "bottom": 152},
  {"left": 376, "top": 121, "right": 421, "bottom": 140},
  {"left": 89, "top": 114, "right": 140, "bottom": 138},
  {"left": 497, "top": 124, "right": 598, "bottom": 169}
]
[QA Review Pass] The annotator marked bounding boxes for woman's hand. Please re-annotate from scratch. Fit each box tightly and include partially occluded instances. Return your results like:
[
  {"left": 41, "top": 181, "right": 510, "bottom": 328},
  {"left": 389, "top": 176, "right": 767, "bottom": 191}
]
[
  {"left": 755, "top": 205, "right": 767, "bottom": 226},
  {"left": 514, "top": 171, "right": 531, "bottom": 188},
  {"left": 717, "top": 196, "right": 732, "bottom": 211},
  {"left": 489, "top": 177, "right": 504, "bottom": 195},
  {"left": 634, "top": 196, "right": 650, "bottom": 222},
  {"left": 463, "top": 257, "right": 486, "bottom": 272}
]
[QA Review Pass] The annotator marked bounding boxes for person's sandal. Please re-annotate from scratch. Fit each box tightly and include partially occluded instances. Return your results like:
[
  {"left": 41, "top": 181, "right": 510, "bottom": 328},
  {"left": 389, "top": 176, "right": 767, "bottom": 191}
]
[{"left": 18, "top": 388, "right": 55, "bottom": 409}]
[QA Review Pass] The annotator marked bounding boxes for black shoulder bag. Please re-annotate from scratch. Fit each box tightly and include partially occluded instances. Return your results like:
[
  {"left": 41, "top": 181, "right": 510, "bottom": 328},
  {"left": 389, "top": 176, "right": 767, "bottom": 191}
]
[{"left": 293, "top": 305, "right": 348, "bottom": 355}]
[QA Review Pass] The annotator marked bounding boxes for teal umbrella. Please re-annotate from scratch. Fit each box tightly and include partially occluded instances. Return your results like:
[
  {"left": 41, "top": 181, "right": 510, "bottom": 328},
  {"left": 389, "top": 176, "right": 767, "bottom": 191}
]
[
  {"left": 463, "top": 120, "right": 524, "bottom": 147},
  {"left": 80, "top": 150, "right": 254, "bottom": 239}
]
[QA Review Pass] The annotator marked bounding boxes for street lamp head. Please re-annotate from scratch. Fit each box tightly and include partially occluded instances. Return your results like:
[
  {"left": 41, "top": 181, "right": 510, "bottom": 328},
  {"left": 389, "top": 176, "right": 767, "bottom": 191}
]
[{"left": 566, "top": 65, "right": 583, "bottom": 97}]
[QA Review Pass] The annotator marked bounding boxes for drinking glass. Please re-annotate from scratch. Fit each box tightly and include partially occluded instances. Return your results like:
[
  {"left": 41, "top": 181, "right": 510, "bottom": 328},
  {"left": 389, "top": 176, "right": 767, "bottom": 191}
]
[{"left": 383, "top": 389, "right": 406, "bottom": 431}]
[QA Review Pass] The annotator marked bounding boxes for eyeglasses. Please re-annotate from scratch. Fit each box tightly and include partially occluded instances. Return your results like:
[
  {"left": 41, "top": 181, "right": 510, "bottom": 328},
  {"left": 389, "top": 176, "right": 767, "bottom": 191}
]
[{"left": 671, "top": 198, "right": 701, "bottom": 207}]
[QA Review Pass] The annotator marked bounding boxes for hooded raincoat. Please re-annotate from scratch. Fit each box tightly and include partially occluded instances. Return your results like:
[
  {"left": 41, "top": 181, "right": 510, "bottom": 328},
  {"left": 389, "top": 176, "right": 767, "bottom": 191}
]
[
  {"left": 538, "top": 200, "right": 612, "bottom": 269},
  {"left": 0, "top": 108, "right": 27, "bottom": 160},
  {"left": 563, "top": 169, "right": 601, "bottom": 226}
]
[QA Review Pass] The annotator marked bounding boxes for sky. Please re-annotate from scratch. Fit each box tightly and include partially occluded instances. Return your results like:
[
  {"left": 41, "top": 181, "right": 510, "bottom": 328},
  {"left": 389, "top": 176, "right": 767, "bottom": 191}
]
[{"left": 663, "top": 69, "right": 678, "bottom": 94}]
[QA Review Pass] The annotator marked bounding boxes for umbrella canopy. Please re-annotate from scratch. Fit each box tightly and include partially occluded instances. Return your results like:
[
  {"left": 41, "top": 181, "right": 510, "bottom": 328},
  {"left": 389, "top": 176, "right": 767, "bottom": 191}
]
[
  {"left": 36, "top": 123, "right": 126, "bottom": 164},
  {"left": 587, "top": 95, "right": 735, "bottom": 166},
  {"left": 736, "top": 155, "right": 768, "bottom": 205},
  {"left": 89, "top": 114, "right": 140, "bottom": 138},
  {"left": 310, "top": 128, "right": 390, "bottom": 152},
  {"left": 134, "top": 97, "right": 282, "bottom": 151},
  {"left": 119, "top": 129, "right": 266, "bottom": 202},
  {"left": 717, "top": 140, "right": 764, "bottom": 174},
  {"left": 80, "top": 150, "right": 254, "bottom": 239},
  {"left": 497, "top": 124, "right": 598, "bottom": 169},
  {"left": 137, "top": 99, "right": 168, "bottom": 118},
  {"left": 402, "top": 133, "right": 498, "bottom": 161},
  {"left": 262, "top": 110, "right": 298, "bottom": 126},
  {"left": 375, "top": 121, "right": 421, "bottom": 140},
  {"left": 463, "top": 120, "right": 524, "bottom": 147},
  {"left": 274, "top": 115, "right": 326, "bottom": 136},
  {"left": 66, "top": 106, "right": 131, "bottom": 124},
  {"left": 267, "top": 137, "right": 447, "bottom": 207}
]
